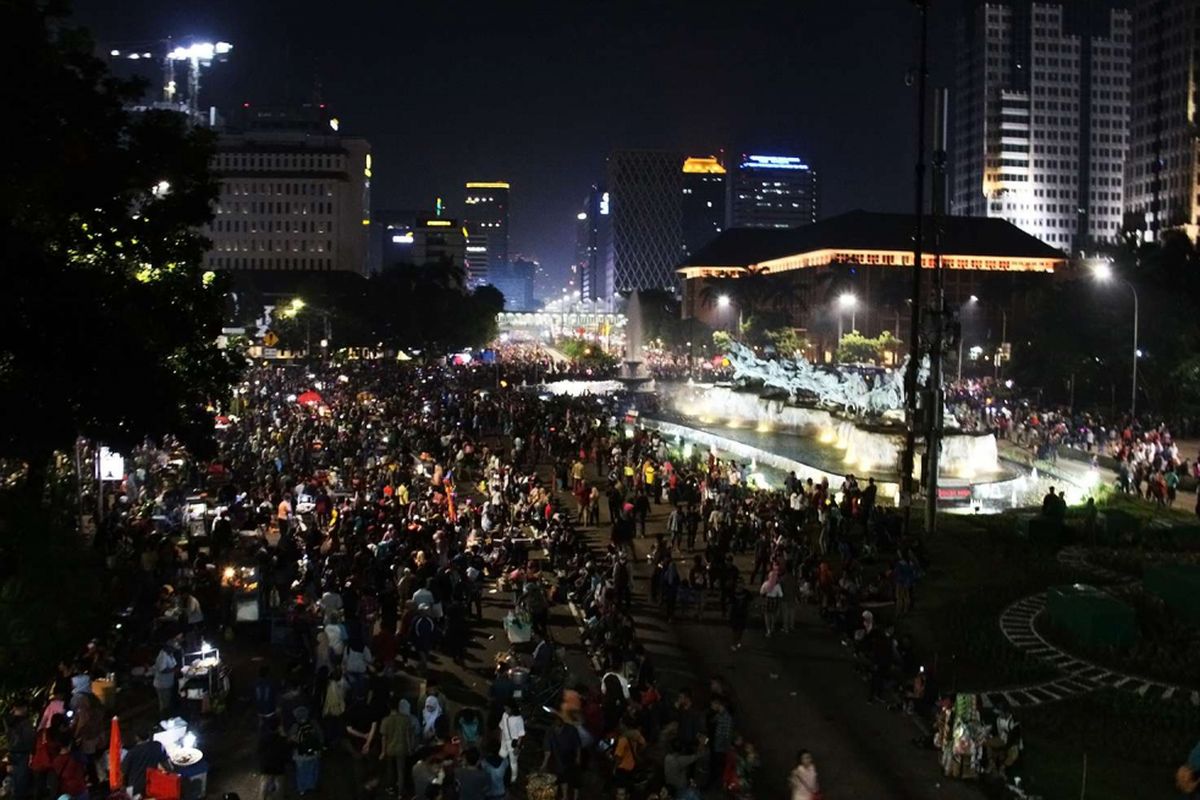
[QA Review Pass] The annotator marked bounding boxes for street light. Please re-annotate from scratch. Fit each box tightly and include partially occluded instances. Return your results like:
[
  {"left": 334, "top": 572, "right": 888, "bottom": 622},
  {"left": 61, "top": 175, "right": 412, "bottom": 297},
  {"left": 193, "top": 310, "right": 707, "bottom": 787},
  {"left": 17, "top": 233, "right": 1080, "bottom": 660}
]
[
  {"left": 716, "top": 294, "right": 731, "bottom": 309},
  {"left": 836, "top": 292, "right": 858, "bottom": 344},
  {"left": 958, "top": 295, "right": 979, "bottom": 381},
  {"left": 1090, "top": 260, "right": 1140, "bottom": 417}
]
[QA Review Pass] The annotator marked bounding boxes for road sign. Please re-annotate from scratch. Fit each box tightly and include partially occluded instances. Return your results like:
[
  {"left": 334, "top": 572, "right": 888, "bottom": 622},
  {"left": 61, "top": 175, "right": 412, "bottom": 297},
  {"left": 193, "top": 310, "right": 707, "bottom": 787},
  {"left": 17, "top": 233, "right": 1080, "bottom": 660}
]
[{"left": 263, "top": 330, "right": 279, "bottom": 348}]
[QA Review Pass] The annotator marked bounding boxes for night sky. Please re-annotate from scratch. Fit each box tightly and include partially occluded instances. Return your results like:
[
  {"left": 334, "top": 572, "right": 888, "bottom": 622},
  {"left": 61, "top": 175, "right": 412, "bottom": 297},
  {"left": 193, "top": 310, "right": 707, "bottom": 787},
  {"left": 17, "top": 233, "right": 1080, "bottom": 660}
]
[{"left": 72, "top": 0, "right": 958, "bottom": 289}]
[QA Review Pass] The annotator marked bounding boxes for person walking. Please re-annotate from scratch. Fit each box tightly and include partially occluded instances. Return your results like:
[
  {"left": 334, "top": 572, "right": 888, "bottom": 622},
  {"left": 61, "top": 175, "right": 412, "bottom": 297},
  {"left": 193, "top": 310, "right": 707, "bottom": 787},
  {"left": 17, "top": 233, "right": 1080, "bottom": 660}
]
[
  {"left": 289, "top": 706, "right": 324, "bottom": 796},
  {"left": 707, "top": 697, "right": 733, "bottom": 790},
  {"left": 498, "top": 703, "right": 525, "bottom": 782},
  {"left": 788, "top": 750, "right": 820, "bottom": 800},
  {"left": 778, "top": 567, "right": 799, "bottom": 634},
  {"left": 152, "top": 639, "right": 179, "bottom": 715},
  {"left": 257, "top": 721, "right": 291, "bottom": 800},
  {"left": 4, "top": 697, "right": 35, "bottom": 800},
  {"left": 759, "top": 570, "right": 782, "bottom": 638},
  {"left": 729, "top": 578, "right": 752, "bottom": 651},
  {"left": 378, "top": 699, "right": 413, "bottom": 799}
]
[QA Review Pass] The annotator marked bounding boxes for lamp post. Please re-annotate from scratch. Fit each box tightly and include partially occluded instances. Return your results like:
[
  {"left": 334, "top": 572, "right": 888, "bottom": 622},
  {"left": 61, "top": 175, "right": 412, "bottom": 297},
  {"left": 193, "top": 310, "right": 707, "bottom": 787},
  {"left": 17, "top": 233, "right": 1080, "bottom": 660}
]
[
  {"left": 717, "top": 294, "right": 732, "bottom": 333},
  {"left": 836, "top": 292, "right": 858, "bottom": 346},
  {"left": 994, "top": 308, "right": 1008, "bottom": 380},
  {"left": 957, "top": 295, "right": 979, "bottom": 381},
  {"left": 1091, "top": 261, "right": 1139, "bottom": 417}
]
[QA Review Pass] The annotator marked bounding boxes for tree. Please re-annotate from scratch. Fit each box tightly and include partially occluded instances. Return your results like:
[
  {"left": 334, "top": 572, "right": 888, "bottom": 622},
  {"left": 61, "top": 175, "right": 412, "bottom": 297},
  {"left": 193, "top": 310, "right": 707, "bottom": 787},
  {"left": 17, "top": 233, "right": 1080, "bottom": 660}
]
[
  {"left": 0, "top": 2, "right": 240, "bottom": 690},
  {"left": 836, "top": 331, "right": 896, "bottom": 365},
  {"left": 765, "top": 328, "right": 808, "bottom": 357},
  {"left": 697, "top": 267, "right": 805, "bottom": 342},
  {"left": 0, "top": 1, "right": 242, "bottom": 480},
  {"left": 1010, "top": 234, "right": 1200, "bottom": 415},
  {"left": 559, "top": 338, "right": 618, "bottom": 370}
]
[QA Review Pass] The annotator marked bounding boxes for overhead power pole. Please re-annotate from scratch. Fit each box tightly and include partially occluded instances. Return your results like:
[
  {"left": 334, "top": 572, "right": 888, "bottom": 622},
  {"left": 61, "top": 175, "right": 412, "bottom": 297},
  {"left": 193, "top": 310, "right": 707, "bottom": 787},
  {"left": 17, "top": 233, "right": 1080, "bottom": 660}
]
[
  {"left": 900, "top": 0, "right": 930, "bottom": 531},
  {"left": 925, "top": 87, "right": 950, "bottom": 535}
]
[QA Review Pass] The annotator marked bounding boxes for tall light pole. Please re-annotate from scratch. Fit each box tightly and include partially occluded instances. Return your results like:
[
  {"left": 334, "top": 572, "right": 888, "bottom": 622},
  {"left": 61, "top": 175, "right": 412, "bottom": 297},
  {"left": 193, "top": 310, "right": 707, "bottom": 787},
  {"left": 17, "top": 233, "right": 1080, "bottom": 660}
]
[
  {"left": 717, "top": 294, "right": 733, "bottom": 334},
  {"left": 901, "top": 0, "right": 930, "bottom": 527},
  {"left": 994, "top": 308, "right": 1008, "bottom": 380},
  {"left": 837, "top": 292, "right": 858, "bottom": 346},
  {"left": 958, "top": 295, "right": 979, "bottom": 382},
  {"left": 1091, "top": 261, "right": 1139, "bottom": 417}
]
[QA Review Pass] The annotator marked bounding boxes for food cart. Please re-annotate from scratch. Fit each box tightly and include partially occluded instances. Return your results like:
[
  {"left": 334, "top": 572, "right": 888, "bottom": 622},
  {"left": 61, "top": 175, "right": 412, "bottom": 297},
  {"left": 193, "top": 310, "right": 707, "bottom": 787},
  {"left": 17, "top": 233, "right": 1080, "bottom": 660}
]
[
  {"left": 178, "top": 642, "right": 228, "bottom": 714},
  {"left": 221, "top": 563, "right": 261, "bottom": 622}
]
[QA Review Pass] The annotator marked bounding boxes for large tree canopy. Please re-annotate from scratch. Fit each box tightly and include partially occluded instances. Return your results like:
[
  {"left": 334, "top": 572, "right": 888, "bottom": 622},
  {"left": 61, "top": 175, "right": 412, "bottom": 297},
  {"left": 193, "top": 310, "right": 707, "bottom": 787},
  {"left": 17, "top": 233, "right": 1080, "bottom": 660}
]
[
  {"left": 264, "top": 262, "right": 504, "bottom": 357},
  {"left": 1010, "top": 231, "right": 1200, "bottom": 417},
  {"left": 0, "top": 1, "right": 242, "bottom": 471}
]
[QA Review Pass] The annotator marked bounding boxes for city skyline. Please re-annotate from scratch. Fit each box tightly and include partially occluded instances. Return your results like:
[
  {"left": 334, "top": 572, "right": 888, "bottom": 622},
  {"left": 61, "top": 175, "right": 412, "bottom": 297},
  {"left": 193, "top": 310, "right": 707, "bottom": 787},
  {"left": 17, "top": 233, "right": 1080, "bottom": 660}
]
[{"left": 71, "top": 0, "right": 961, "bottom": 289}]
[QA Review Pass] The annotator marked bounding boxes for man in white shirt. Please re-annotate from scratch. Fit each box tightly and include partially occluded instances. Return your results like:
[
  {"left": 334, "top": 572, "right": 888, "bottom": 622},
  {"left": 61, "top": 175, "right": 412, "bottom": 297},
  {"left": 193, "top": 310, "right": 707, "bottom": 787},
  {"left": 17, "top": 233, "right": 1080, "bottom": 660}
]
[{"left": 153, "top": 640, "right": 179, "bottom": 714}]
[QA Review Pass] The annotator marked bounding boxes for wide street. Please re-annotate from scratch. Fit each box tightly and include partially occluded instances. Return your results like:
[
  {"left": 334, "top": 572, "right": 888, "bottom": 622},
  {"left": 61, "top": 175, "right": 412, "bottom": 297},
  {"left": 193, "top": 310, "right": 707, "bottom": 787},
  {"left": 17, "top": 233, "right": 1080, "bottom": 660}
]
[
  {"left": 554, "top": 467, "right": 985, "bottom": 800},
  {"left": 101, "top": 446, "right": 987, "bottom": 800}
]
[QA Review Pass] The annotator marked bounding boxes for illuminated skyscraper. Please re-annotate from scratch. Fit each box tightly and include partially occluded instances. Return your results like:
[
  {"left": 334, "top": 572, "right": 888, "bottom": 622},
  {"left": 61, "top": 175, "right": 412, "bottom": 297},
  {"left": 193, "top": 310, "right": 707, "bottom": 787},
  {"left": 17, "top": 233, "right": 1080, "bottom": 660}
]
[
  {"left": 952, "top": 1, "right": 1130, "bottom": 250},
  {"left": 730, "top": 154, "right": 818, "bottom": 229},
  {"left": 681, "top": 156, "right": 727, "bottom": 258},
  {"left": 412, "top": 216, "right": 467, "bottom": 271},
  {"left": 463, "top": 181, "right": 510, "bottom": 285},
  {"left": 576, "top": 185, "right": 612, "bottom": 302},
  {"left": 1125, "top": 0, "right": 1199, "bottom": 240},
  {"left": 606, "top": 149, "right": 683, "bottom": 291}
]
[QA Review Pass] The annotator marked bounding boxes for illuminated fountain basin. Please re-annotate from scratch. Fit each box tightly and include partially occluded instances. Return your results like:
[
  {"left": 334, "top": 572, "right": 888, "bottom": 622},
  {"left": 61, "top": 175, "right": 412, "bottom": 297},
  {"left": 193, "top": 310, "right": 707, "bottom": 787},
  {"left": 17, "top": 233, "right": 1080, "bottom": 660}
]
[{"left": 661, "top": 382, "right": 1004, "bottom": 482}]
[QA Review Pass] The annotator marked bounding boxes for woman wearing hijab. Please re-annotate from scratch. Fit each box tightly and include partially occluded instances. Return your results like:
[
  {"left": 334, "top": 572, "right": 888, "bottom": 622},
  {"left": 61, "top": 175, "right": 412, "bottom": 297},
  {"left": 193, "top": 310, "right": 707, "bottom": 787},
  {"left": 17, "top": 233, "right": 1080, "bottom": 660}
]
[{"left": 421, "top": 695, "right": 443, "bottom": 743}]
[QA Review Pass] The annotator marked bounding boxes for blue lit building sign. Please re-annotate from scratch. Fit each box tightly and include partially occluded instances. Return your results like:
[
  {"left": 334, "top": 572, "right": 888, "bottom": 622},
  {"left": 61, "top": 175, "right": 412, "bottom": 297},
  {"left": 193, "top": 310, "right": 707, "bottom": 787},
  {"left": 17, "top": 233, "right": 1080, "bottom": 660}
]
[{"left": 742, "top": 154, "right": 810, "bottom": 170}]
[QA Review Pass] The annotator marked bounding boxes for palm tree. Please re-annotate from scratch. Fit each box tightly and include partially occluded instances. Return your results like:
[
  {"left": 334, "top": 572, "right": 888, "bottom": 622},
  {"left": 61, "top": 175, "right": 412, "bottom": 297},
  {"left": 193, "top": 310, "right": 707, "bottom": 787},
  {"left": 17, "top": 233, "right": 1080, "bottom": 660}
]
[{"left": 698, "top": 266, "right": 806, "bottom": 337}]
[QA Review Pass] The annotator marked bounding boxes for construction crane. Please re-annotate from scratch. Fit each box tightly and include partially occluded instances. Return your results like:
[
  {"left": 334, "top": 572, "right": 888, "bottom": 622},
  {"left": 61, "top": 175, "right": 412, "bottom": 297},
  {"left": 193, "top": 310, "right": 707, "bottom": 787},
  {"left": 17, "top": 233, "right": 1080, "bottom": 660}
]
[{"left": 104, "top": 38, "right": 232, "bottom": 118}]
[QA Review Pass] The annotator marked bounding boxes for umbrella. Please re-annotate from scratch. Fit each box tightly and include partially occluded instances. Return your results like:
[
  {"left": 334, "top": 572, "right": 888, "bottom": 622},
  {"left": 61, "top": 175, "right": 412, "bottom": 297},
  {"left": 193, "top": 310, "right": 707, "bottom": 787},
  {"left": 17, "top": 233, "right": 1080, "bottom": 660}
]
[
  {"left": 296, "top": 390, "right": 323, "bottom": 406},
  {"left": 109, "top": 716, "right": 122, "bottom": 789}
]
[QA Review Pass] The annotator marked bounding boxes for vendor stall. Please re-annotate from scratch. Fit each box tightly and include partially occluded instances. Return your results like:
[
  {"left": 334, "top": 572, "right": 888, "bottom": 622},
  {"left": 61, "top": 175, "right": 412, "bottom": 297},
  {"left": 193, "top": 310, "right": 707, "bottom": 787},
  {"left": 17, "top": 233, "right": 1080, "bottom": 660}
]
[
  {"left": 221, "top": 563, "right": 261, "bottom": 622},
  {"left": 153, "top": 719, "right": 209, "bottom": 800},
  {"left": 178, "top": 642, "right": 228, "bottom": 714}
]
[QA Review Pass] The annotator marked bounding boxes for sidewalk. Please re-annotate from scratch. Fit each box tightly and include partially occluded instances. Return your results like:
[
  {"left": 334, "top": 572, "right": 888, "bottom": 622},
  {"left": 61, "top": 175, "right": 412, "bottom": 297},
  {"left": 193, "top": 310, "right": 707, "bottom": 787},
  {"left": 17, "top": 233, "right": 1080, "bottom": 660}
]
[{"left": 1000, "top": 440, "right": 1197, "bottom": 514}]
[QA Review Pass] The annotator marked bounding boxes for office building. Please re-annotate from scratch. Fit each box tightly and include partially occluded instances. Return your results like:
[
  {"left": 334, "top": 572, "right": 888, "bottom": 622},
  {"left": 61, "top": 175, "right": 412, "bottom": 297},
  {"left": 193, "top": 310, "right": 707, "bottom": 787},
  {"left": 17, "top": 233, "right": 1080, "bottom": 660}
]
[
  {"left": 463, "top": 181, "right": 510, "bottom": 285},
  {"left": 576, "top": 185, "right": 612, "bottom": 302},
  {"left": 411, "top": 216, "right": 467, "bottom": 271},
  {"left": 681, "top": 156, "right": 727, "bottom": 258},
  {"left": 371, "top": 209, "right": 423, "bottom": 272},
  {"left": 678, "top": 210, "right": 1064, "bottom": 358},
  {"left": 205, "top": 105, "right": 371, "bottom": 274},
  {"left": 952, "top": 1, "right": 1131, "bottom": 251},
  {"left": 606, "top": 149, "right": 683, "bottom": 291},
  {"left": 486, "top": 259, "right": 536, "bottom": 311},
  {"left": 730, "top": 154, "right": 818, "bottom": 229},
  {"left": 1125, "top": 0, "right": 1199, "bottom": 240}
]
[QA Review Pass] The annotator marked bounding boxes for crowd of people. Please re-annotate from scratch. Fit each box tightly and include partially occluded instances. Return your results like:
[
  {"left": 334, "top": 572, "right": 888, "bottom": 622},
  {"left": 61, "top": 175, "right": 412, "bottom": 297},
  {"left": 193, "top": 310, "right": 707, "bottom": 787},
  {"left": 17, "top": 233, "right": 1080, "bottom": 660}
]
[
  {"left": 0, "top": 358, "right": 818, "bottom": 800},
  {"left": 2, "top": 354, "right": 1054, "bottom": 800}
]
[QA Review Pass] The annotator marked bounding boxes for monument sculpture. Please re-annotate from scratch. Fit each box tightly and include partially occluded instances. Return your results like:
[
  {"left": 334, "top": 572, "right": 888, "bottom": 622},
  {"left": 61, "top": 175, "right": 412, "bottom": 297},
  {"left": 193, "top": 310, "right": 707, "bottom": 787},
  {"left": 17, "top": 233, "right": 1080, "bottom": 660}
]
[{"left": 724, "top": 342, "right": 918, "bottom": 422}]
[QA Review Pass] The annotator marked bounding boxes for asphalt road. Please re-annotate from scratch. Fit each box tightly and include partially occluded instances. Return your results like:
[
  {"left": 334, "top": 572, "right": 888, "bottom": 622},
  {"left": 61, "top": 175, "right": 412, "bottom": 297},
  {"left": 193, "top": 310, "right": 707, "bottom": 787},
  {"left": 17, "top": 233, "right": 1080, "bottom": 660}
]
[{"left": 555, "top": 471, "right": 987, "bottom": 800}]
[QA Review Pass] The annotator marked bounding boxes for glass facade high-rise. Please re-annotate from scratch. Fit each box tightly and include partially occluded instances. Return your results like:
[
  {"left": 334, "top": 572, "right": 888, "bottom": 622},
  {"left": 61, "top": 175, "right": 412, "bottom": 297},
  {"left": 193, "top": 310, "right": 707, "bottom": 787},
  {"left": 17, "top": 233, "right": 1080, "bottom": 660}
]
[
  {"left": 463, "top": 181, "right": 510, "bottom": 286},
  {"left": 1125, "top": 0, "right": 1200, "bottom": 240},
  {"left": 576, "top": 185, "right": 612, "bottom": 302},
  {"left": 952, "top": 1, "right": 1131, "bottom": 251},
  {"left": 730, "top": 154, "right": 818, "bottom": 229},
  {"left": 606, "top": 150, "right": 683, "bottom": 292},
  {"left": 681, "top": 156, "right": 727, "bottom": 258}
]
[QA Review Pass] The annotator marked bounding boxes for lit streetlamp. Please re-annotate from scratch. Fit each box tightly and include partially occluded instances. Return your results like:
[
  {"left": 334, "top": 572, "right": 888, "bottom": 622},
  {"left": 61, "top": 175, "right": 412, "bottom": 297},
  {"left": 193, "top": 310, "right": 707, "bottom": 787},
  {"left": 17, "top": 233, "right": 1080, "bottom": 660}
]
[
  {"left": 836, "top": 292, "right": 858, "bottom": 344},
  {"left": 1091, "top": 259, "right": 1140, "bottom": 417},
  {"left": 957, "top": 295, "right": 979, "bottom": 381}
]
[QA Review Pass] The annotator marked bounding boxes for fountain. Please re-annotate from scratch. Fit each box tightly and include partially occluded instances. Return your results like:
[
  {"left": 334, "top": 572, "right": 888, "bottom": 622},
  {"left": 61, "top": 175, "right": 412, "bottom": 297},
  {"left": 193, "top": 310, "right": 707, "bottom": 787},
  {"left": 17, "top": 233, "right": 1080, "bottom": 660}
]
[
  {"left": 617, "top": 290, "right": 655, "bottom": 393},
  {"left": 659, "top": 341, "right": 1006, "bottom": 482}
]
